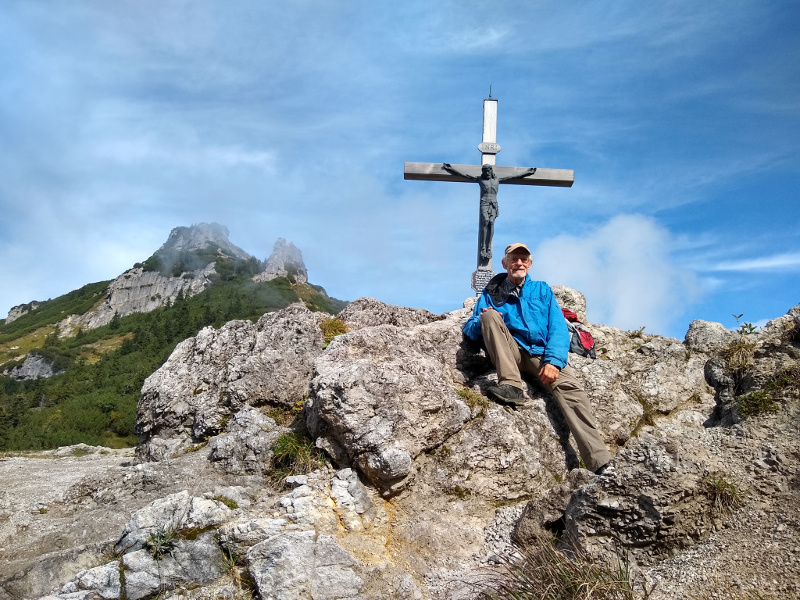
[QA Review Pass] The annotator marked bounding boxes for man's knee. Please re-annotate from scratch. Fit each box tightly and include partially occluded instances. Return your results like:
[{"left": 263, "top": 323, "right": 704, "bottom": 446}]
[{"left": 480, "top": 309, "right": 503, "bottom": 328}]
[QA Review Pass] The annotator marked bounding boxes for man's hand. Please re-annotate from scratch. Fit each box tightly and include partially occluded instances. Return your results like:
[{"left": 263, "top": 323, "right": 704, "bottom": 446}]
[{"left": 538, "top": 363, "right": 560, "bottom": 385}]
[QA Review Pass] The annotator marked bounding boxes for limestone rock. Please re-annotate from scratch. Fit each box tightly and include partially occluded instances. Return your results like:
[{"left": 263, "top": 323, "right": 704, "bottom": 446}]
[
  {"left": 685, "top": 319, "right": 735, "bottom": 354},
  {"left": 5, "top": 301, "right": 42, "bottom": 324},
  {"left": 337, "top": 297, "right": 442, "bottom": 331},
  {"left": 136, "top": 304, "right": 328, "bottom": 461},
  {"left": 207, "top": 406, "right": 287, "bottom": 475},
  {"left": 253, "top": 238, "right": 308, "bottom": 284},
  {"left": 305, "top": 308, "right": 473, "bottom": 495},
  {"left": 248, "top": 531, "right": 363, "bottom": 599},
  {"left": 513, "top": 468, "right": 596, "bottom": 543},
  {"left": 55, "top": 223, "right": 253, "bottom": 335},
  {"left": 158, "top": 223, "right": 252, "bottom": 261},
  {"left": 114, "top": 490, "right": 232, "bottom": 554},
  {"left": 552, "top": 285, "right": 589, "bottom": 324},
  {"left": 58, "top": 265, "right": 214, "bottom": 334},
  {"left": 560, "top": 429, "right": 731, "bottom": 566},
  {"left": 4, "top": 353, "right": 64, "bottom": 380},
  {"left": 6, "top": 295, "right": 800, "bottom": 600}
]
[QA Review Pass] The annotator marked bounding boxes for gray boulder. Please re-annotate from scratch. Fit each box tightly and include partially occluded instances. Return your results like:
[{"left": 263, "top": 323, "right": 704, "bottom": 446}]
[
  {"left": 208, "top": 406, "right": 287, "bottom": 475},
  {"left": 305, "top": 309, "right": 473, "bottom": 495},
  {"left": 136, "top": 304, "right": 328, "bottom": 461},
  {"left": 247, "top": 531, "right": 363, "bottom": 600}
]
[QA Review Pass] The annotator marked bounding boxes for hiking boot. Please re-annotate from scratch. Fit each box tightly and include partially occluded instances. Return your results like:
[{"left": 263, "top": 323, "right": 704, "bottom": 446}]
[{"left": 487, "top": 384, "right": 526, "bottom": 405}]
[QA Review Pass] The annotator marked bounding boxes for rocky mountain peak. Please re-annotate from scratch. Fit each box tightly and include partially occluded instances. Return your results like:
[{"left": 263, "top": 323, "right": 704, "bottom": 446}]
[
  {"left": 253, "top": 238, "right": 308, "bottom": 284},
  {"left": 157, "top": 223, "right": 253, "bottom": 263}
]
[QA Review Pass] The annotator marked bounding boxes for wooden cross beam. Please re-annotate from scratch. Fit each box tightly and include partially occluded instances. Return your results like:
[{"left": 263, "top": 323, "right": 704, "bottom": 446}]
[
  {"left": 403, "top": 162, "right": 574, "bottom": 187},
  {"left": 403, "top": 97, "right": 574, "bottom": 292}
]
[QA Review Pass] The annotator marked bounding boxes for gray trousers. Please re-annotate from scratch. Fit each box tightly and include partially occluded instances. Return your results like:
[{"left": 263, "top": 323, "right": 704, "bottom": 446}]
[{"left": 480, "top": 309, "right": 612, "bottom": 472}]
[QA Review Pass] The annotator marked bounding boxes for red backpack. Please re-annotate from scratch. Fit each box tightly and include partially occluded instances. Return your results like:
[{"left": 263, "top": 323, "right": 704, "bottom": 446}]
[{"left": 561, "top": 309, "right": 596, "bottom": 359}]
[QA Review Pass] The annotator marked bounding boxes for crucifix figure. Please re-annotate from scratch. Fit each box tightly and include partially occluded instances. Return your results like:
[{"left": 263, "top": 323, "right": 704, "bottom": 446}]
[
  {"left": 441, "top": 162, "right": 536, "bottom": 266},
  {"left": 404, "top": 96, "right": 574, "bottom": 293}
]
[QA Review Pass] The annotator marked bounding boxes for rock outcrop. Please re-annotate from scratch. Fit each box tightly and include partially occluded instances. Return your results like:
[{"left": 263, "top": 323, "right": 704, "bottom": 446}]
[
  {"left": 253, "top": 238, "right": 308, "bottom": 284},
  {"left": 3, "top": 353, "right": 64, "bottom": 380},
  {"left": 136, "top": 304, "right": 329, "bottom": 461},
  {"left": 2, "top": 294, "right": 800, "bottom": 600},
  {"left": 58, "top": 264, "right": 215, "bottom": 333},
  {"left": 5, "top": 301, "right": 42, "bottom": 324}
]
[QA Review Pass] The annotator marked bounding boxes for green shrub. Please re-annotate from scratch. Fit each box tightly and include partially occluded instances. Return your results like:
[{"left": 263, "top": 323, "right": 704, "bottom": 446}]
[{"left": 737, "top": 391, "right": 779, "bottom": 418}]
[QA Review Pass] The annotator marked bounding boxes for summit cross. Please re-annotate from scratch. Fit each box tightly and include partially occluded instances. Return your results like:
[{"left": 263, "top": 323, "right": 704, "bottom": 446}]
[{"left": 404, "top": 97, "right": 574, "bottom": 293}]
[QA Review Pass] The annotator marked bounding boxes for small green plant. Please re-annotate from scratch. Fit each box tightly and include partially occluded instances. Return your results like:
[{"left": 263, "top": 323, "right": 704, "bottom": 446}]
[
  {"left": 270, "top": 432, "right": 327, "bottom": 483},
  {"left": 183, "top": 440, "right": 209, "bottom": 454},
  {"left": 702, "top": 471, "right": 742, "bottom": 515},
  {"left": 732, "top": 313, "right": 759, "bottom": 336},
  {"left": 39, "top": 507, "right": 48, "bottom": 514},
  {"left": 737, "top": 390, "right": 779, "bottom": 418},
  {"left": 213, "top": 495, "right": 239, "bottom": 510},
  {"left": 320, "top": 318, "right": 348, "bottom": 348},
  {"left": 478, "top": 535, "right": 653, "bottom": 599},
  {"left": 449, "top": 484, "right": 470, "bottom": 499},
  {"left": 628, "top": 326, "right": 646, "bottom": 339},
  {"left": 265, "top": 398, "right": 305, "bottom": 427},
  {"left": 457, "top": 387, "right": 491, "bottom": 417},
  {"left": 146, "top": 527, "right": 178, "bottom": 559}
]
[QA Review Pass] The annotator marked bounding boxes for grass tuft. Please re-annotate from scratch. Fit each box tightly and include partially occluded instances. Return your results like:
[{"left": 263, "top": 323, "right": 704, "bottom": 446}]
[
  {"left": 320, "top": 318, "right": 348, "bottom": 348},
  {"left": 478, "top": 536, "right": 653, "bottom": 599},
  {"left": 270, "top": 432, "right": 327, "bottom": 483},
  {"left": 701, "top": 471, "right": 743, "bottom": 515},
  {"left": 145, "top": 527, "right": 178, "bottom": 560}
]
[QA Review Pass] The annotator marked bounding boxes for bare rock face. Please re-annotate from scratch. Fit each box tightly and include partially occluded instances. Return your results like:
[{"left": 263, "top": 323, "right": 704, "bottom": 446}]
[
  {"left": 552, "top": 285, "right": 589, "bottom": 324},
  {"left": 337, "top": 297, "right": 443, "bottom": 331},
  {"left": 59, "top": 265, "right": 214, "bottom": 334},
  {"left": 253, "top": 237, "right": 308, "bottom": 284},
  {"left": 5, "top": 301, "right": 42, "bottom": 324},
  {"left": 558, "top": 429, "right": 723, "bottom": 565},
  {"left": 159, "top": 223, "right": 251, "bottom": 260},
  {"left": 207, "top": 406, "right": 287, "bottom": 475},
  {"left": 4, "top": 354, "right": 64, "bottom": 380},
  {"left": 305, "top": 309, "right": 473, "bottom": 496},
  {"left": 136, "top": 304, "right": 328, "bottom": 461}
]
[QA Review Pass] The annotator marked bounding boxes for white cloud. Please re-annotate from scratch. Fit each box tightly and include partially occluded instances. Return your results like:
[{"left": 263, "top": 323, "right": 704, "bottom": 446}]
[
  {"left": 533, "top": 215, "right": 700, "bottom": 335},
  {"left": 712, "top": 252, "right": 800, "bottom": 272}
]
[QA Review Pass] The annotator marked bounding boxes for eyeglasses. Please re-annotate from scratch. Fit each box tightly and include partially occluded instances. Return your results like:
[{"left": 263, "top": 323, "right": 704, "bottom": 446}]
[{"left": 505, "top": 255, "right": 531, "bottom": 264}]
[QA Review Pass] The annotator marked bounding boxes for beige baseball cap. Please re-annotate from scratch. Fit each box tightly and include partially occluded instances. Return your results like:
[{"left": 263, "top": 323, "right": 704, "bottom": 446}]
[{"left": 504, "top": 243, "right": 531, "bottom": 256}]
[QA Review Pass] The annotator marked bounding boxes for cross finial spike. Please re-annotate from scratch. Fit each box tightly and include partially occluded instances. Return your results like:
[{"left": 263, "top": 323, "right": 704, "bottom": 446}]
[{"left": 488, "top": 85, "right": 492, "bottom": 98}]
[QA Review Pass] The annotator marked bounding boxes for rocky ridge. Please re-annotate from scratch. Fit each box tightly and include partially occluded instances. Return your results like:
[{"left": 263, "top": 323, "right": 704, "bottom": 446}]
[
  {"left": 52, "top": 224, "right": 311, "bottom": 336},
  {"left": 1, "top": 293, "right": 798, "bottom": 599}
]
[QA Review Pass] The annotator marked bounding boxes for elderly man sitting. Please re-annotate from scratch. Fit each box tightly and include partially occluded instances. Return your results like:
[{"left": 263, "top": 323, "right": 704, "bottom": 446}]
[{"left": 463, "top": 243, "right": 612, "bottom": 474}]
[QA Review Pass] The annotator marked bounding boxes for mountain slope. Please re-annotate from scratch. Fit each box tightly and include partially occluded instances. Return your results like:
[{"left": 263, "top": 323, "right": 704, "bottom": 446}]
[{"left": 0, "top": 224, "right": 347, "bottom": 450}]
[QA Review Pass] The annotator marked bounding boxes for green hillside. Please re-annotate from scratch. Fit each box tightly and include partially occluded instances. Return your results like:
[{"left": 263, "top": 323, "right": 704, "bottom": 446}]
[{"left": 0, "top": 270, "right": 346, "bottom": 451}]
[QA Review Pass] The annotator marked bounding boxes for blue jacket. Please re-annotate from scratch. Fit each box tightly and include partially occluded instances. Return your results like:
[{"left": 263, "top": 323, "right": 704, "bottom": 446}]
[{"left": 463, "top": 274, "right": 570, "bottom": 369}]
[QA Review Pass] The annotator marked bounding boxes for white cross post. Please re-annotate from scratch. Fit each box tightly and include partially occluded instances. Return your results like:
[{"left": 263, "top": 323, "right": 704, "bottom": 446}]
[{"left": 404, "top": 97, "right": 574, "bottom": 293}]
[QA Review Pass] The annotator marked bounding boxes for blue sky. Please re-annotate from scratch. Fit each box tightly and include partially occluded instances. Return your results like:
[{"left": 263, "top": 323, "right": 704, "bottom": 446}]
[{"left": 1, "top": 1, "right": 798, "bottom": 339}]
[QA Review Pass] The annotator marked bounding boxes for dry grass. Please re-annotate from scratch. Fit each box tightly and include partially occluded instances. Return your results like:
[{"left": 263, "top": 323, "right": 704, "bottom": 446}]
[{"left": 477, "top": 537, "right": 653, "bottom": 600}]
